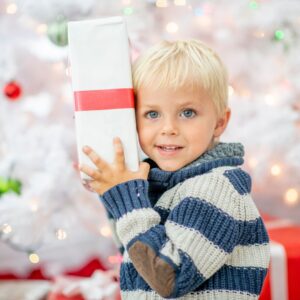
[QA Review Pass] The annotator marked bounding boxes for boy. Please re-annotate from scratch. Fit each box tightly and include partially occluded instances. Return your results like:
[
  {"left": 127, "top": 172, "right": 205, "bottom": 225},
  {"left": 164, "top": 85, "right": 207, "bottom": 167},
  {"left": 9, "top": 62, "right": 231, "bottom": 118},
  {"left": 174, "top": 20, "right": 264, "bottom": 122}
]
[{"left": 79, "top": 40, "right": 270, "bottom": 299}]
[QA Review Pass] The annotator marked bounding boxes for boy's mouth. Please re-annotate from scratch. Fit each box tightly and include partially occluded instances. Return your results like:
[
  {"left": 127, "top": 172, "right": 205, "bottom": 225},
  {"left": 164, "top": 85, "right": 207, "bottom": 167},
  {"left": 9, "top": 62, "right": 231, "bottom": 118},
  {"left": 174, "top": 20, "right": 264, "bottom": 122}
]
[{"left": 155, "top": 145, "right": 184, "bottom": 153}]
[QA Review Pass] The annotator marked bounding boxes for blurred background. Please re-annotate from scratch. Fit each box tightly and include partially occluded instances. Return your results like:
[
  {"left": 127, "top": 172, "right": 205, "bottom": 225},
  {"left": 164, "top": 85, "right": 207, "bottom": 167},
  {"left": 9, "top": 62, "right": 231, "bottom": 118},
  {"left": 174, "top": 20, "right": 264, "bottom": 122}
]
[{"left": 0, "top": 0, "right": 300, "bottom": 298}]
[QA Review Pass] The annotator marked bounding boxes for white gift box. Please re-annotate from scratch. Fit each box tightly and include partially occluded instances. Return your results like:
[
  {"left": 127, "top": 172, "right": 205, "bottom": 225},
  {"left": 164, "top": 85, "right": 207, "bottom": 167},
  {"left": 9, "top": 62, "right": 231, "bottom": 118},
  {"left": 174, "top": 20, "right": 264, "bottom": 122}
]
[{"left": 68, "top": 17, "right": 139, "bottom": 180}]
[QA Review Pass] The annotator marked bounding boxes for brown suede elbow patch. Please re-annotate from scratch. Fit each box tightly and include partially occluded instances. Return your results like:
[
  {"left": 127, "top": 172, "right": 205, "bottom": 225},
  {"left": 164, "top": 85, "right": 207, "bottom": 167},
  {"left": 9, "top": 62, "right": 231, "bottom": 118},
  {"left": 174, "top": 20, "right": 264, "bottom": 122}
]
[{"left": 128, "top": 241, "right": 175, "bottom": 298}]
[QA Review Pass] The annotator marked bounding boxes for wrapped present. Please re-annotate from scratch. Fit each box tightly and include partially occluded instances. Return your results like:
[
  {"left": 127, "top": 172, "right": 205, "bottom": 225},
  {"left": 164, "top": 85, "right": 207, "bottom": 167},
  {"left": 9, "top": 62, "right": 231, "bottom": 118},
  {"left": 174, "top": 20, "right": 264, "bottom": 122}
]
[
  {"left": 259, "top": 214, "right": 300, "bottom": 300},
  {"left": 47, "top": 270, "right": 121, "bottom": 300},
  {"left": 68, "top": 17, "right": 139, "bottom": 180}
]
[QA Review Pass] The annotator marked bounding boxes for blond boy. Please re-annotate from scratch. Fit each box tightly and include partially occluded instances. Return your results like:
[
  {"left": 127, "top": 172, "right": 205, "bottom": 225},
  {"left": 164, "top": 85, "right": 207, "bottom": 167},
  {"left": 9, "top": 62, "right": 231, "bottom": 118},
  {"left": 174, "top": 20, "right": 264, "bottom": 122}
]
[{"left": 80, "top": 40, "right": 270, "bottom": 299}]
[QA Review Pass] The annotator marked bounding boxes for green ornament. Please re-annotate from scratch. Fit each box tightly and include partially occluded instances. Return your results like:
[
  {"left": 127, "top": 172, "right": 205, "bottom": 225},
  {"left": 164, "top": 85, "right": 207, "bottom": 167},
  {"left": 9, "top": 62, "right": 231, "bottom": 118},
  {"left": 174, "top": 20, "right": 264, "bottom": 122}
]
[
  {"left": 274, "top": 30, "right": 284, "bottom": 41},
  {"left": 0, "top": 177, "right": 9, "bottom": 196},
  {"left": 0, "top": 177, "right": 22, "bottom": 197},
  {"left": 123, "top": 7, "right": 134, "bottom": 15},
  {"left": 47, "top": 18, "right": 68, "bottom": 47},
  {"left": 249, "top": 1, "right": 258, "bottom": 10}
]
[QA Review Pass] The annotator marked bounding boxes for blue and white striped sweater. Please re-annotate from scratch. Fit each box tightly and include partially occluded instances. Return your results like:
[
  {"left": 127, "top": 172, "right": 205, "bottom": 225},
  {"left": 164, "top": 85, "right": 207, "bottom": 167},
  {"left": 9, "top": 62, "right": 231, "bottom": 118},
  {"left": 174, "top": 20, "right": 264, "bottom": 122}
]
[{"left": 101, "top": 142, "right": 270, "bottom": 299}]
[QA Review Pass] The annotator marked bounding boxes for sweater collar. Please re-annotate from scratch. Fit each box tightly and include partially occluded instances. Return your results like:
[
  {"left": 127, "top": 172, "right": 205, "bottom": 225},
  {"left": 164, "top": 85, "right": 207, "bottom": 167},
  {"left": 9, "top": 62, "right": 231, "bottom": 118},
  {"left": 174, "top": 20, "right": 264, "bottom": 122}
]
[{"left": 147, "top": 142, "right": 244, "bottom": 188}]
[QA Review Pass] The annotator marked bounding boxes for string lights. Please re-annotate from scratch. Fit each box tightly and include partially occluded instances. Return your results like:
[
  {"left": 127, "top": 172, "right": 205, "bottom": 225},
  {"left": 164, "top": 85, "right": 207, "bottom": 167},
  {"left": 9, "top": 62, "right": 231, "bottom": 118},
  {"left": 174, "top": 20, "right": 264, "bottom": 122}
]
[
  {"left": 270, "top": 164, "right": 282, "bottom": 177},
  {"left": 174, "top": 0, "right": 186, "bottom": 6},
  {"left": 156, "top": 0, "right": 168, "bottom": 8},
  {"left": 6, "top": 3, "right": 17, "bottom": 14},
  {"left": 28, "top": 253, "right": 40, "bottom": 264},
  {"left": 284, "top": 188, "right": 299, "bottom": 206},
  {"left": 56, "top": 229, "right": 67, "bottom": 240},
  {"left": 100, "top": 226, "right": 112, "bottom": 237},
  {"left": 166, "top": 22, "right": 178, "bottom": 33}
]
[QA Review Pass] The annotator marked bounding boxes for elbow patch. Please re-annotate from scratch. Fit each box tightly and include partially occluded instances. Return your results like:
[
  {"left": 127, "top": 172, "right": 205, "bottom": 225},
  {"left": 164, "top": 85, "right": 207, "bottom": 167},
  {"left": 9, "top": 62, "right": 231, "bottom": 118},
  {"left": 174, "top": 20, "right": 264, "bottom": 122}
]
[{"left": 128, "top": 241, "right": 175, "bottom": 298}]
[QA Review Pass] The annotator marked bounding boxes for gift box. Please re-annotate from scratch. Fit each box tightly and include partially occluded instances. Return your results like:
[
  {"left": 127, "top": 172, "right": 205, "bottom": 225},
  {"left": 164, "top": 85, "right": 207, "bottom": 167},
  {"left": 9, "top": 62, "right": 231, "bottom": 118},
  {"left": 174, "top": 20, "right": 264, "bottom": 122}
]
[
  {"left": 47, "top": 270, "right": 121, "bottom": 300},
  {"left": 68, "top": 17, "right": 139, "bottom": 180},
  {"left": 259, "top": 214, "right": 300, "bottom": 300}
]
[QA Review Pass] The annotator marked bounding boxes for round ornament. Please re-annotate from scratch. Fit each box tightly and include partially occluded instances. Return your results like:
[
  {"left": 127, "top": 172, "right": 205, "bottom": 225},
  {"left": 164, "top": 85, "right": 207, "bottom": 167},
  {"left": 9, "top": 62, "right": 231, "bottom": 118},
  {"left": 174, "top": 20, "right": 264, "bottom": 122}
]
[
  {"left": 3, "top": 81, "right": 22, "bottom": 100},
  {"left": 47, "top": 19, "right": 68, "bottom": 47}
]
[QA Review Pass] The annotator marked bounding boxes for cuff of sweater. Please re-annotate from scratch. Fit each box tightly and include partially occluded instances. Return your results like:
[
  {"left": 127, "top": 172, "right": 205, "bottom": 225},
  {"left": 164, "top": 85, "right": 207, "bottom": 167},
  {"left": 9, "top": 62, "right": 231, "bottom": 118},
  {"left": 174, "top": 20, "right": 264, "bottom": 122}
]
[{"left": 101, "top": 179, "right": 151, "bottom": 219}]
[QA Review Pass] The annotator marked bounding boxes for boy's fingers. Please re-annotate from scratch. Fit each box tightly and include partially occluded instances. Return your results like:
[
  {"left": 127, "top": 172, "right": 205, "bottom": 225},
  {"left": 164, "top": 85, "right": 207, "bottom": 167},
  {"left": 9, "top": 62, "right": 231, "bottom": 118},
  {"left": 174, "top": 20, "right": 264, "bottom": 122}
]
[
  {"left": 82, "top": 180, "right": 95, "bottom": 192},
  {"left": 89, "top": 181, "right": 101, "bottom": 193},
  {"left": 113, "top": 137, "right": 125, "bottom": 168},
  {"left": 79, "top": 164, "right": 102, "bottom": 181},
  {"left": 139, "top": 162, "right": 150, "bottom": 178},
  {"left": 82, "top": 146, "right": 109, "bottom": 170}
]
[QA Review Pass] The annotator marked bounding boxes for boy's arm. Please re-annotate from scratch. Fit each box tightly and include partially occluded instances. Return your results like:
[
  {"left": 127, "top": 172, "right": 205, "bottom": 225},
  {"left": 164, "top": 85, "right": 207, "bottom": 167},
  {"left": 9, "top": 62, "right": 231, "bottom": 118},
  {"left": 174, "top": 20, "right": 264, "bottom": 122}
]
[
  {"left": 103, "top": 206, "right": 124, "bottom": 255},
  {"left": 101, "top": 173, "right": 269, "bottom": 298}
]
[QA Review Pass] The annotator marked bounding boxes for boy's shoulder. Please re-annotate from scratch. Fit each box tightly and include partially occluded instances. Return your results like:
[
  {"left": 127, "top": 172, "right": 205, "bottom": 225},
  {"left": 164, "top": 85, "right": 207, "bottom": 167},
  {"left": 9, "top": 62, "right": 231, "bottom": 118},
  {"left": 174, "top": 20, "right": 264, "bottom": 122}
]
[
  {"left": 178, "top": 166, "right": 252, "bottom": 207},
  {"left": 181, "top": 165, "right": 251, "bottom": 193},
  {"left": 175, "top": 166, "right": 257, "bottom": 221}
]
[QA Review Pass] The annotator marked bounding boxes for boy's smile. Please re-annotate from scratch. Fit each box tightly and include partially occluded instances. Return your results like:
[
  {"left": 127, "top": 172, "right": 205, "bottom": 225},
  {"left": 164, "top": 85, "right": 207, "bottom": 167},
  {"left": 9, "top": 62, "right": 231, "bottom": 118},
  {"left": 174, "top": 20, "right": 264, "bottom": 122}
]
[{"left": 136, "top": 86, "right": 229, "bottom": 171}]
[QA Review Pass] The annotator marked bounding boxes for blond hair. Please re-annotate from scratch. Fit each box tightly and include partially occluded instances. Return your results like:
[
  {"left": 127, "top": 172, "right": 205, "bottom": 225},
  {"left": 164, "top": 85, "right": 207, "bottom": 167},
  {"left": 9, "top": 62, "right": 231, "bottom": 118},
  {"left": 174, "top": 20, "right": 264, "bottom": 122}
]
[{"left": 132, "top": 39, "right": 228, "bottom": 116}]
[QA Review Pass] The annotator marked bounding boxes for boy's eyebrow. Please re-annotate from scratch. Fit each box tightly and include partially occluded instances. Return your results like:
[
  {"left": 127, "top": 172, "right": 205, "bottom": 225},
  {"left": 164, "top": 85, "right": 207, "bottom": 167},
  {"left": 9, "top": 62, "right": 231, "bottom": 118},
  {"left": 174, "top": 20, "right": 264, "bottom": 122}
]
[
  {"left": 140, "top": 101, "right": 201, "bottom": 107},
  {"left": 139, "top": 103, "right": 159, "bottom": 108}
]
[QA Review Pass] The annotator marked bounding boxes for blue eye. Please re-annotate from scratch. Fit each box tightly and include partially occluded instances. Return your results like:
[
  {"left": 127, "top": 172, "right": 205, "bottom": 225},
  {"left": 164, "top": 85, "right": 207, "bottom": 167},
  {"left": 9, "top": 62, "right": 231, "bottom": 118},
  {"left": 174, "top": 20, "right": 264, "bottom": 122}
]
[
  {"left": 180, "top": 109, "right": 196, "bottom": 118},
  {"left": 146, "top": 111, "right": 159, "bottom": 119}
]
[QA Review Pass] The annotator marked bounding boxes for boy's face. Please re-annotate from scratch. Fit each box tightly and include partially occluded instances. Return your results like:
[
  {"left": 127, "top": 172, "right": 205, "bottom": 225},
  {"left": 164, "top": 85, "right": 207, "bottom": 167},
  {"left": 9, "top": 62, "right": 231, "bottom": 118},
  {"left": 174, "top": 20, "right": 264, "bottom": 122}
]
[{"left": 136, "top": 86, "right": 229, "bottom": 171}]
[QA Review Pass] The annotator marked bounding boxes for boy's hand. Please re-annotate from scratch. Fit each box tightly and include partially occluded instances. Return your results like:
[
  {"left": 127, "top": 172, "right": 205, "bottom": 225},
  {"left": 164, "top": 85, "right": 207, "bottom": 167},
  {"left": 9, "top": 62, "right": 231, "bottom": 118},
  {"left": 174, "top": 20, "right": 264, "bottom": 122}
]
[{"left": 79, "top": 137, "right": 150, "bottom": 195}]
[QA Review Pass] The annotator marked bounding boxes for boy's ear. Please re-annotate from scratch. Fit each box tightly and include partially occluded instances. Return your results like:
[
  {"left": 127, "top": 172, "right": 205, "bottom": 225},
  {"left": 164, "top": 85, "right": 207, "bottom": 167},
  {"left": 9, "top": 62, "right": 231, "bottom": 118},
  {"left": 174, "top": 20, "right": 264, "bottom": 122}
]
[{"left": 213, "top": 108, "right": 231, "bottom": 138}]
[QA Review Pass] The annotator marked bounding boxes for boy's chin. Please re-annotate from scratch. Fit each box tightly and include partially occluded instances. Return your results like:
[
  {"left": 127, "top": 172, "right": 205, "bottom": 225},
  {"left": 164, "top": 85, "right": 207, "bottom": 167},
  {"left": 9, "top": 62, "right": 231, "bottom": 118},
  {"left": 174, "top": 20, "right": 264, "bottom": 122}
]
[{"left": 156, "top": 161, "right": 186, "bottom": 172}]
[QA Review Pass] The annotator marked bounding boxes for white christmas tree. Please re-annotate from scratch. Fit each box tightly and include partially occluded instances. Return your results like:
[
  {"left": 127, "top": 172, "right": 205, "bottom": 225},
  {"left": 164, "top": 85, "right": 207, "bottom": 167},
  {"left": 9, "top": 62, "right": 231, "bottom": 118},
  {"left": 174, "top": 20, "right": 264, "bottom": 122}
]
[{"left": 0, "top": 0, "right": 299, "bottom": 276}]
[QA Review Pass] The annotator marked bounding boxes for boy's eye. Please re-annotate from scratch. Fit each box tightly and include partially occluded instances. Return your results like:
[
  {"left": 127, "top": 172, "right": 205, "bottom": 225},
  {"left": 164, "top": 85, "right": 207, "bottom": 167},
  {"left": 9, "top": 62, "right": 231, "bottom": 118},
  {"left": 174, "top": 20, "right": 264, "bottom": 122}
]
[
  {"left": 146, "top": 111, "right": 159, "bottom": 119},
  {"left": 180, "top": 109, "right": 196, "bottom": 118}
]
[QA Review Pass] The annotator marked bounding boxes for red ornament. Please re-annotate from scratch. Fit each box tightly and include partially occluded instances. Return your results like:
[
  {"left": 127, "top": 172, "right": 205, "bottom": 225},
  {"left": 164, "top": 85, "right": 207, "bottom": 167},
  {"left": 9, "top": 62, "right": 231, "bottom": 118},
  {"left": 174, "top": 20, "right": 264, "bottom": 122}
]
[{"left": 3, "top": 81, "right": 22, "bottom": 100}]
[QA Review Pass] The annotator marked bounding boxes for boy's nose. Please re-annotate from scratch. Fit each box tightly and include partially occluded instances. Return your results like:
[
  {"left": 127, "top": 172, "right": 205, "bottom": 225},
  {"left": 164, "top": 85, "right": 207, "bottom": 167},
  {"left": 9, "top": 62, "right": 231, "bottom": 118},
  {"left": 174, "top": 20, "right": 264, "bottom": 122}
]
[{"left": 161, "top": 118, "right": 178, "bottom": 135}]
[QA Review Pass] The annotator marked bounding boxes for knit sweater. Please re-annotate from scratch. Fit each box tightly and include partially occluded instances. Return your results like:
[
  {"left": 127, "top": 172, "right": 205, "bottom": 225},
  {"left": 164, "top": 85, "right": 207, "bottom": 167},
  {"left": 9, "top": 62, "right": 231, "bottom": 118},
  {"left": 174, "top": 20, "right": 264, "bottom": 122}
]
[{"left": 100, "top": 142, "right": 270, "bottom": 300}]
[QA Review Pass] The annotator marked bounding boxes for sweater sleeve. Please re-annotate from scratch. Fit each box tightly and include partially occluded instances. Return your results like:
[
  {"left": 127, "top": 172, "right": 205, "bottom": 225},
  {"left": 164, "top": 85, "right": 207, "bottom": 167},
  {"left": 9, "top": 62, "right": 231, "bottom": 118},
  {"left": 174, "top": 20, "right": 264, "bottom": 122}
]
[
  {"left": 101, "top": 204, "right": 124, "bottom": 255},
  {"left": 101, "top": 175, "right": 241, "bottom": 298}
]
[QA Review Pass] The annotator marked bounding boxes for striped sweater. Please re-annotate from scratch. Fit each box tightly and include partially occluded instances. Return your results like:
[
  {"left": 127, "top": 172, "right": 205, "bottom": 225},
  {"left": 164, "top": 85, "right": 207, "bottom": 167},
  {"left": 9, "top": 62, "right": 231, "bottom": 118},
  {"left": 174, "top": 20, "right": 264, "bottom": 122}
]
[{"left": 100, "top": 142, "right": 270, "bottom": 299}]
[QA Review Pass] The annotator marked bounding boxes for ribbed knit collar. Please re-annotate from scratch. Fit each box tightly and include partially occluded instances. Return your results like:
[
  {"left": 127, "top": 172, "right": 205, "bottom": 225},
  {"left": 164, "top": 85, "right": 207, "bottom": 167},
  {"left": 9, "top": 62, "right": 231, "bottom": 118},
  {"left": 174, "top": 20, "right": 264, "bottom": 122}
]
[{"left": 147, "top": 142, "right": 244, "bottom": 189}]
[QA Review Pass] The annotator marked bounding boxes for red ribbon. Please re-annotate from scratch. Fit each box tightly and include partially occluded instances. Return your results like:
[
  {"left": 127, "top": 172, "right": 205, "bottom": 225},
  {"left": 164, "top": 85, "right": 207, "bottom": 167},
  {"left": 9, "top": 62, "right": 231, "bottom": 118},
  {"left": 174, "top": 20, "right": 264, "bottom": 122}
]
[{"left": 74, "top": 88, "right": 135, "bottom": 111}]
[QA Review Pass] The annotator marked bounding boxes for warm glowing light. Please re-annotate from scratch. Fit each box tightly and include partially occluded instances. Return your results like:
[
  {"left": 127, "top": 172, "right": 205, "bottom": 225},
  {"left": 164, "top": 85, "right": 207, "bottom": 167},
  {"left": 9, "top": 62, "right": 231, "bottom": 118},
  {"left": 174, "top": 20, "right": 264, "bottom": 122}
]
[
  {"left": 108, "top": 254, "right": 123, "bottom": 264},
  {"left": 253, "top": 30, "right": 265, "bottom": 38},
  {"left": 156, "top": 0, "right": 168, "bottom": 8},
  {"left": 228, "top": 85, "right": 234, "bottom": 97},
  {"left": 29, "top": 253, "right": 40, "bottom": 264},
  {"left": 29, "top": 198, "right": 39, "bottom": 212},
  {"left": 166, "top": 22, "right": 178, "bottom": 33},
  {"left": 174, "top": 0, "right": 186, "bottom": 6},
  {"left": 240, "top": 89, "right": 251, "bottom": 97},
  {"left": 6, "top": 3, "right": 18, "bottom": 14},
  {"left": 100, "top": 226, "right": 112, "bottom": 237},
  {"left": 284, "top": 189, "right": 299, "bottom": 206},
  {"left": 56, "top": 229, "right": 67, "bottom": 240},
  {"left": 264, "top": 93, "right": 278, "bottom": 106},
  {"left": 270, "top": 164, "right": 281, "bottom": 176},
  {"left": 122, "top": 0, "right": 131, "bottom": 4},
  {"left": 36, "top": 24, "right": 48, "bottom": 34},
  {"left": 248, "top": 157, "right": 258, "bottom": 169},
  {"left": 1, "top": 223, "right": 12, "bottom": 234}
]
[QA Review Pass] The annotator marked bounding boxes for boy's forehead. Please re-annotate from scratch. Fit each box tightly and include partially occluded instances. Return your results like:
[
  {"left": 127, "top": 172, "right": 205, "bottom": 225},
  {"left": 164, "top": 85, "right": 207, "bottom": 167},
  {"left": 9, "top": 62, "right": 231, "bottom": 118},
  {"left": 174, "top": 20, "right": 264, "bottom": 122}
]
[{"left": 136, "top": 86, "right": 209, "bottom": 105}]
